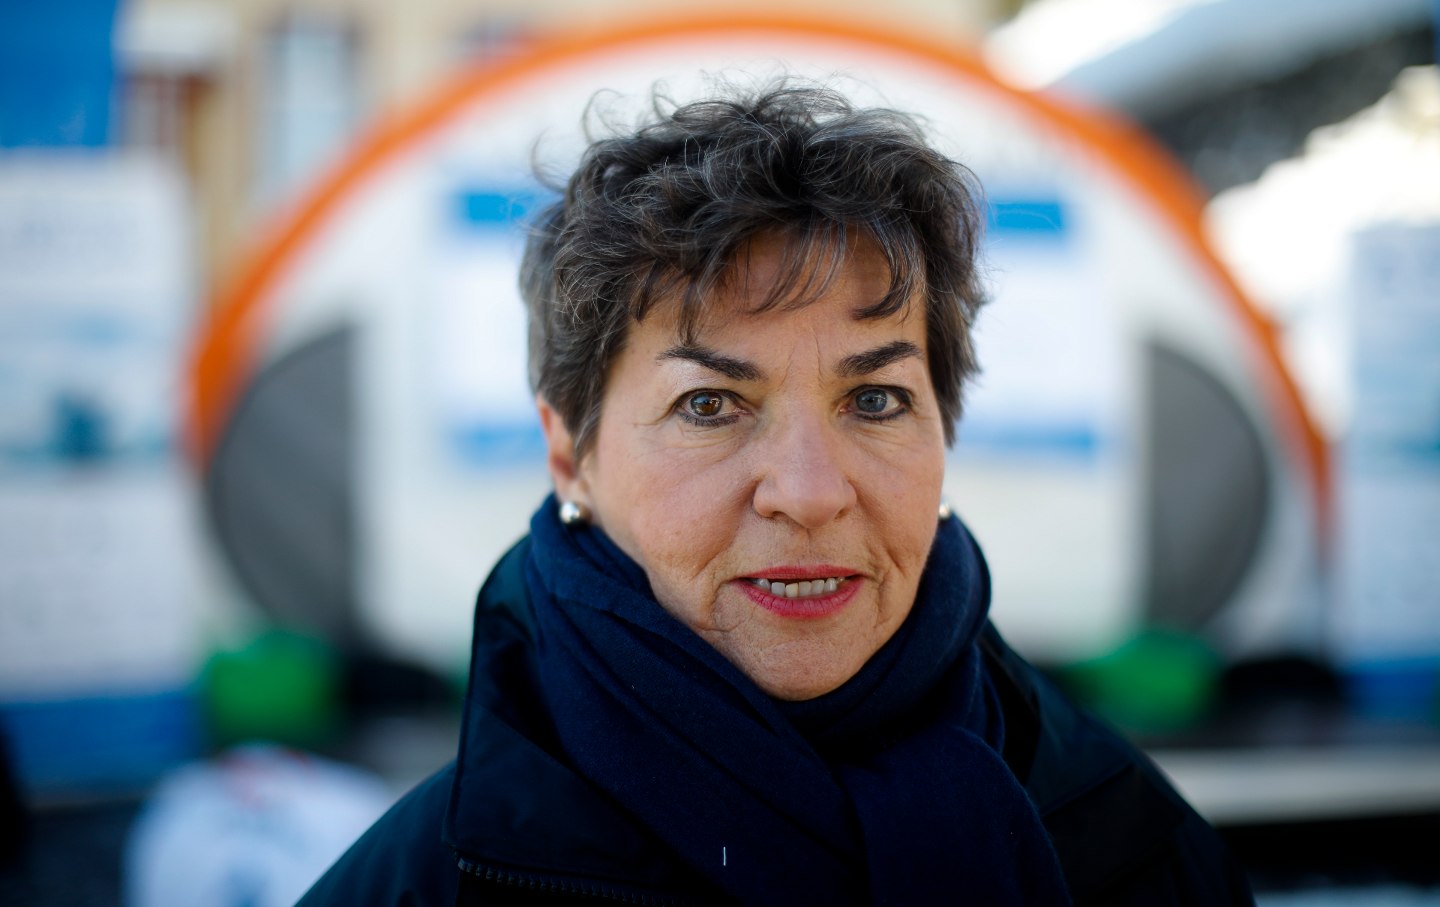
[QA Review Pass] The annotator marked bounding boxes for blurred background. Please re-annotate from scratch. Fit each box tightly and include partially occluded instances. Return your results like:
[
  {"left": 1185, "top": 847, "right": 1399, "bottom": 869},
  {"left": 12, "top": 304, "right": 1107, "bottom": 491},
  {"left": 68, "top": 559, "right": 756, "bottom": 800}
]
[{"left": 0, "top": 0, "right": 1437, "bottom": 904}]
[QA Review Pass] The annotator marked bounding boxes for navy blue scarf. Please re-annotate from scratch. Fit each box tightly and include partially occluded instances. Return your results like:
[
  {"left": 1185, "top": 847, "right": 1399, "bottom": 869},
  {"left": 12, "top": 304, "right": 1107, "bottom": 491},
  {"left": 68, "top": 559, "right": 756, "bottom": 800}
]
[{"left": 526, "top": 495, "right": 1069, "bottom": 906}]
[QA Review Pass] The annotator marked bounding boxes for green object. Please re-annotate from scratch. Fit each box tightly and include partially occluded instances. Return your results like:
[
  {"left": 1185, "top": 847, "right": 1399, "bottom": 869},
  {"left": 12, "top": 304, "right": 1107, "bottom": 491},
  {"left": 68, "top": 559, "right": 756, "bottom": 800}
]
[
  {"left": 202, "top": 630, "right": 340, "bottom": 748},
  {"left": 1056, "top": 630, "right": 1222, "bottom": 734}
]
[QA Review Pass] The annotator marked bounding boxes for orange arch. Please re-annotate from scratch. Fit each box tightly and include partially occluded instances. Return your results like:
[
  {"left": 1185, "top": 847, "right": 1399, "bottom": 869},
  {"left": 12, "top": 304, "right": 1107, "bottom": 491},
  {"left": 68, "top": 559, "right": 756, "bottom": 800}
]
[{"left": 187, "top": 11, "right": 1330, "bottom": 537}]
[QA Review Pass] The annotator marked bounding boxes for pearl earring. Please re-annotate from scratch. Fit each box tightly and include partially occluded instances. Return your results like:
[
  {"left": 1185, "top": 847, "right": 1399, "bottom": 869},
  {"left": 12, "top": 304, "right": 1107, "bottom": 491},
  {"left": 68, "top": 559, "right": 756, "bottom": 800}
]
[
  {"left": 559, "top": 500, "right": 590, "bottom": 526},
  {"left": 937, "top": 500, "right": 954, "bottom": 521}
]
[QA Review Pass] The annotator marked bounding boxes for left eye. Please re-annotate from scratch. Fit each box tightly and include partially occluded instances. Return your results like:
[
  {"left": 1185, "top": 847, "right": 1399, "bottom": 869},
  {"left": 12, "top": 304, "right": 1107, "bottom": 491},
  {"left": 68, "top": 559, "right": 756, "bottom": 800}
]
[{"left": 854, "top": 388, "right": 898, "bottom": 416}]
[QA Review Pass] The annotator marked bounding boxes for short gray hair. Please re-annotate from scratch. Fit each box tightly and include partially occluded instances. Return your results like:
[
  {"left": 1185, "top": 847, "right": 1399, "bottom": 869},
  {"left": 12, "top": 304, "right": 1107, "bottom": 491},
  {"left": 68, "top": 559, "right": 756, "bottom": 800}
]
[{"left": 520, "top": 81, "right": 987, "bottom": 455}]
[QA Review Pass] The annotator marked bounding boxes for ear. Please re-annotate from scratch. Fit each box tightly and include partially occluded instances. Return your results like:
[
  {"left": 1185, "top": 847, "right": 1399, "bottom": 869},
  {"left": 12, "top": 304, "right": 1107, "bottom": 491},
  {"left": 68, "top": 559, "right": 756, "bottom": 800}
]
[{"left": 536, "top": 395, "right": 591, "bottom": 507}]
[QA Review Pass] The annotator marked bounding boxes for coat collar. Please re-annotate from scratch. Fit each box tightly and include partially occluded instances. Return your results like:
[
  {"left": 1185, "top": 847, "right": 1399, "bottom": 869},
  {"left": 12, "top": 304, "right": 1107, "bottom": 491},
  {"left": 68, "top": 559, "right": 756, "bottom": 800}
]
[
  {"left": 442, "top": 539, "right": 710, "bottom": 896},
  {"left": 444, "top": 539, "right": 1187, "bottom": 903}
]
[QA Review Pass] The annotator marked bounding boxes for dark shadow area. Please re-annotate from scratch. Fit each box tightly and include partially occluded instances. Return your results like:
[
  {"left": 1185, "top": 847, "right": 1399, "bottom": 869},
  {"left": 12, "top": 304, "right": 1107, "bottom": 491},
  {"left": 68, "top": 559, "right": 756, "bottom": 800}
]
[
  {"left": 1229, "top": 812, "right": 1440, "bottom": 893},
  {"left": 0, "top": 798, "right": 136, "bottom": 907},
  {"left": 206, "top": 325, "right": 359, "bottom": 645},
  {"left": 1145, "top": 25, "right": 1436, "bottom": 196}
]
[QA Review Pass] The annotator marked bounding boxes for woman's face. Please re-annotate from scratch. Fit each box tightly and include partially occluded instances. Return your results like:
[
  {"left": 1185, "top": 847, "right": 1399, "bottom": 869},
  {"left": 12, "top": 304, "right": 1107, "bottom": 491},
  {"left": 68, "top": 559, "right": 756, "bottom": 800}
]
[{"left": 539, "top": 239, "right": 947, "bottom": 700}]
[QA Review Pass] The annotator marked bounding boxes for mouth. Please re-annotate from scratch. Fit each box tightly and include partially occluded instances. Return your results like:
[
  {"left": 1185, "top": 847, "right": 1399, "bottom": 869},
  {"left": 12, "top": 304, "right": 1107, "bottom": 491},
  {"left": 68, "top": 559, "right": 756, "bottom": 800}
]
[
  {"left": 745, "top": 575, "right": 847, "bottom": 600},
  {"left": 735, "top": 567, "right": 860, "bottom": 618}
]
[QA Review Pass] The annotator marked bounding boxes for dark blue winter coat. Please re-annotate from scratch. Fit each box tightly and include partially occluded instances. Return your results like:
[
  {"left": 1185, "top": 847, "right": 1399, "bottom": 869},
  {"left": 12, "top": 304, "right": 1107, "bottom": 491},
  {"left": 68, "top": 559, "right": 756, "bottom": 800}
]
[{"left": 299, "top": 539, "right": 1254, "bottom": 905}]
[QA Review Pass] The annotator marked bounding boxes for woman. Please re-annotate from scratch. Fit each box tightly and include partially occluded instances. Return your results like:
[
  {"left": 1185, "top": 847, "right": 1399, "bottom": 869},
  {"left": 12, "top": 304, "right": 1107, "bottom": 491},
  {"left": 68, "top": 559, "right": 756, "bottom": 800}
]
[{"left": 301, "top": 84, "right": 1253, "bottom": 905}]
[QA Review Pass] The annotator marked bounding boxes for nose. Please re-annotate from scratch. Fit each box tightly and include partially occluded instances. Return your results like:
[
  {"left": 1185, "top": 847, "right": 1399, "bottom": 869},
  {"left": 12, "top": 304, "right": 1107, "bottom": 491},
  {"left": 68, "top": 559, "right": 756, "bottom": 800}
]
[{"left": 751, "top": 414, "right": 857, "bottom": 530}]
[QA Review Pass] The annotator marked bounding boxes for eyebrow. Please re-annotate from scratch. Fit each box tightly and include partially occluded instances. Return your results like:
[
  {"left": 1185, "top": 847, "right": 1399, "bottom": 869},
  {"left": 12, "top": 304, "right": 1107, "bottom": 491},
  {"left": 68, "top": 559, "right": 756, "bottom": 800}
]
[
  {"left": 659, "top": 339, "right": 922, "bottom": 382},
  {"left": 836, "top": 340, "right": 923, "bottom": 377},
  {"left": 659, "top": 344, "right": 765, "bottom": 381}
]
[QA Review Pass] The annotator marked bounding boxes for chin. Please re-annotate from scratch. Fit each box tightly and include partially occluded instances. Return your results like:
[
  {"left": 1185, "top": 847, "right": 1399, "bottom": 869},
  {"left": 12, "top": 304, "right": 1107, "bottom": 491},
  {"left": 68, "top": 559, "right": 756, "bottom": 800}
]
[
  {"left": 739, "top": 649, "right": 864, "bottom": 702},
  {"left": 764, "top": 678, "right": 844, "bottom": 702}
]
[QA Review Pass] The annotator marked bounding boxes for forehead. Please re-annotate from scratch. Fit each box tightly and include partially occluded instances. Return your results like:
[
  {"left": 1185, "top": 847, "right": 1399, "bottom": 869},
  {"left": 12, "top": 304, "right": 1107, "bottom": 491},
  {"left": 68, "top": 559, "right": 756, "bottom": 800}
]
[
  {"left": 662, "top": 234, "right": 920, "bottom": 342},
  {"left": 732, "top": 233, "right": 890, "bottom": 298},
  {"left": 625, "top": 268, "right": 926, "bottom": 388}
]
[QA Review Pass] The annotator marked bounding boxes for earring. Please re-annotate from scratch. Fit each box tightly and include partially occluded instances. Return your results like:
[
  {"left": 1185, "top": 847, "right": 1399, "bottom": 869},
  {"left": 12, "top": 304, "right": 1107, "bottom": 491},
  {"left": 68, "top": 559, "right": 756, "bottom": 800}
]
[
  {"left": 937, "top": 500, "right": 954, "bottom": 521},
  {"left": 559, "top": 500, "right": 590, "bottom": 526}
]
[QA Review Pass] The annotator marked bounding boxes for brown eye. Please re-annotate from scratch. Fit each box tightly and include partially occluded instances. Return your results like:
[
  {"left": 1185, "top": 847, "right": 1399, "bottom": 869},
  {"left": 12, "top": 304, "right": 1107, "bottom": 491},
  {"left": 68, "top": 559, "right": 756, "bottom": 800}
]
[{"left": 686, "top": 392, "right": 725, "bottom": 418}]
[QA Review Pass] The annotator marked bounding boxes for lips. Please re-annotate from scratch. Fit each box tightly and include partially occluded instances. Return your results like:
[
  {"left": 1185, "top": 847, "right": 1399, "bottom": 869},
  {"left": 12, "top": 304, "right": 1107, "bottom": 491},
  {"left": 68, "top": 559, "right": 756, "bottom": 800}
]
[
  {"left": 736, "top": 566, "right": 860, "bottom": 618},
  {"left": 748, "top": 576, "right": 843, "bottom": 599}
]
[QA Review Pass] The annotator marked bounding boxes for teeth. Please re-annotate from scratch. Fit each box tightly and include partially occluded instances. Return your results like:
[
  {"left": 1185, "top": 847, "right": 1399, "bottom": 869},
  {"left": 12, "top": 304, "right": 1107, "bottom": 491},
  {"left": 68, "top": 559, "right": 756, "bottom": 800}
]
[{"left": 752, "top": 577, "right": 845, "bottom": 598}]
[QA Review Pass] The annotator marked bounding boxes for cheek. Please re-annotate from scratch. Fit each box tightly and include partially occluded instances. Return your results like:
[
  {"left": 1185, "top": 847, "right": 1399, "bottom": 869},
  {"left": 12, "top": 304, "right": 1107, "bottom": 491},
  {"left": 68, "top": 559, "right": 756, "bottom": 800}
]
[
  {"left": 593, "top": 445, "right": 748, "bottom": 599},
  {"left": 643, "top": 469, "right": 745, "bottom": 565},
  {"left": 868, "top": 432, "right": 945, "bottom": 499},
  {"left": 869, "top": 443, "right": 946, "bottom": 565}
]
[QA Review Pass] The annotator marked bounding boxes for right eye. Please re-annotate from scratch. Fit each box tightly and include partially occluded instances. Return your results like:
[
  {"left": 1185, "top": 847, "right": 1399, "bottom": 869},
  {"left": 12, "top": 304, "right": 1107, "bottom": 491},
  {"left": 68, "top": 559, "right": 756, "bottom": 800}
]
[
  {"left": 674, "top": 390, "right": 741, "bottom": 427},
  {"left": 686, "top": 391, "right": 726, "bottom": 418}
]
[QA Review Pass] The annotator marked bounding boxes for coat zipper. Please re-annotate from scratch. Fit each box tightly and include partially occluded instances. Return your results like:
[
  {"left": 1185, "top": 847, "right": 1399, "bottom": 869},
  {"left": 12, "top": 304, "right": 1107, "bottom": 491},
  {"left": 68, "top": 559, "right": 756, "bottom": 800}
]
[{"left": 456, "top": 857, "right": 706, "bottom": 906}]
